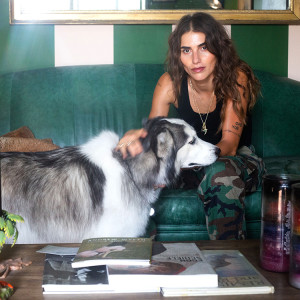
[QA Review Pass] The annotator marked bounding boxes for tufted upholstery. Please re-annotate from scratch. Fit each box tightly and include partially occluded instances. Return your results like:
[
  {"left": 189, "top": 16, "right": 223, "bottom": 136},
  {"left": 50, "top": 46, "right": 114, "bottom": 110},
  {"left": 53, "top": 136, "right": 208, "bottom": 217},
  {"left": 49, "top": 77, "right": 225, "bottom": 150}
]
[{"left": 0, "top": 64, "right": 299, "bottom": 241}]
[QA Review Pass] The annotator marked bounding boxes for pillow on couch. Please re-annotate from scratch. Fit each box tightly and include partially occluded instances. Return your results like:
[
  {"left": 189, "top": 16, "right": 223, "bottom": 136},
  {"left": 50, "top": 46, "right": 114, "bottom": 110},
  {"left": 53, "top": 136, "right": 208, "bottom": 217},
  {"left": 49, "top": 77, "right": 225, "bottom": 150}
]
[{"left": 0, "top": 126, "right": 59, "bottom": 152}]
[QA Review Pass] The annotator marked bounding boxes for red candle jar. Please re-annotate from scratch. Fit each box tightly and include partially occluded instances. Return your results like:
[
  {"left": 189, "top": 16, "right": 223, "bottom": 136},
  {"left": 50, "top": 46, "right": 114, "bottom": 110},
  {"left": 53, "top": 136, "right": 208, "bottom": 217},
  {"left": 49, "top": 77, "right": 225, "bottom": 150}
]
[
  {"left": 260, "top": 174, "right": 300, "bottom": 272},
  {"left": 289, "top": 183, "right": 300, "bottom": 289}
]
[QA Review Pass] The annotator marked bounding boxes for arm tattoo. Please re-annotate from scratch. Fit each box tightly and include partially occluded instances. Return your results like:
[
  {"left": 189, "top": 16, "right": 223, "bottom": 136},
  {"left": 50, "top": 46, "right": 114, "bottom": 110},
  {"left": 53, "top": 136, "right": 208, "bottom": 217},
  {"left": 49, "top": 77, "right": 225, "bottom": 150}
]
[
  {"left": 232, "top": 122, "right": 242, "bottom": 131},
  {"left": 224, "top": 129, "right": 241, "bottom": 138}
]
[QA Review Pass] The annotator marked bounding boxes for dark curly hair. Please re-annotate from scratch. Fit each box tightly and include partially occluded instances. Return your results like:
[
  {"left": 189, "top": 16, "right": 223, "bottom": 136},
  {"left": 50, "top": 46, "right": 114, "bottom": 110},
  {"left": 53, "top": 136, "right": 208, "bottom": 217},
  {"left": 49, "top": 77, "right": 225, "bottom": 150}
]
[{"left": 166, "top": 12, "right": 260, "bottom": 128}]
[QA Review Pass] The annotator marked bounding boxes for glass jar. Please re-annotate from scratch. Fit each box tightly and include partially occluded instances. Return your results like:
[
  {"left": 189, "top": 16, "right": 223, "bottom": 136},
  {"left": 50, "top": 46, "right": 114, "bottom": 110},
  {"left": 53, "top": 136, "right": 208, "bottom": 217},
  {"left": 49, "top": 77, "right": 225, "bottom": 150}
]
[
  {"left": 260, "top": 174, "right": 300, "bottom": 272},
  {"left": 289, "top": 183, "right": 300, "bottom": 288}
]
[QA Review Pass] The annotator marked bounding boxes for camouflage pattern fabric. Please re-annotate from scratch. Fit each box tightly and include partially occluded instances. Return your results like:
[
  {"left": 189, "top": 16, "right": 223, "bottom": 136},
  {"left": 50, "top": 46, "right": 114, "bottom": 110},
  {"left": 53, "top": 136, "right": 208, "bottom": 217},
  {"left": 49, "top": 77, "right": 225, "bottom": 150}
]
[{"left": 197, "top": 146, "right": 265, "bottom": 240}]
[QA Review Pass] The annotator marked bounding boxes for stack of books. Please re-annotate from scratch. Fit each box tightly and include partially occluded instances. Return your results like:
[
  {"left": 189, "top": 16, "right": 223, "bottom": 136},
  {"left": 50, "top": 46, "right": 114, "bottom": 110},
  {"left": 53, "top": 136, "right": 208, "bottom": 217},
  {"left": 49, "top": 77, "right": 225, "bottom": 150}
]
[
  {"left": 41, "top": 237, "right": 274, "bottom": 296},
  {"left": 42, "top": 237, "right": 153, "bottom": 294}
]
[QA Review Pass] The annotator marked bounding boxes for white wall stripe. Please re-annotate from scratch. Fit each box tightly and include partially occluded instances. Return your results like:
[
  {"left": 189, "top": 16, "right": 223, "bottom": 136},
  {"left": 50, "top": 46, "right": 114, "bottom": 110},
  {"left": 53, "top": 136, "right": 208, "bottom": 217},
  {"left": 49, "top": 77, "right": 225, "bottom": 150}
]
[
  {"left": 288, "top": 25, "right": 300, "bottom": 82},
  {"left": 223, "top": 25, "right": 231, "bottom": 38},
  {"left": 55, "top": 25, "right": 114, "bottom": 67}
]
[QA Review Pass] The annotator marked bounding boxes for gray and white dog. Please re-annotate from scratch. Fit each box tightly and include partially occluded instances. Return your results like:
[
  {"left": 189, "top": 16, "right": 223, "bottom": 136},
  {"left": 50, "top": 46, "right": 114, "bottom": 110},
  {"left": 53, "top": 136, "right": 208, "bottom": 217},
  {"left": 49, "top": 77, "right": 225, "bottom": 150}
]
[{"left": 1, "top": 117, "right": 219, "bottom": 244}]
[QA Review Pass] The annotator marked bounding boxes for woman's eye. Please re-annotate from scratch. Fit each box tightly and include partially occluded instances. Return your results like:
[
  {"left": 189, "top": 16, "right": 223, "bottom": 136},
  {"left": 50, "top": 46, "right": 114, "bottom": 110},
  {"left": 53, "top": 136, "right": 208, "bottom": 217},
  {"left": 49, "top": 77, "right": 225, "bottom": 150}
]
[
  {"left": 189, "top": 137, "right": 196, "bottom": 145},
  {"left": 182, "top": 49, "right": 191, "bottom": 54}
]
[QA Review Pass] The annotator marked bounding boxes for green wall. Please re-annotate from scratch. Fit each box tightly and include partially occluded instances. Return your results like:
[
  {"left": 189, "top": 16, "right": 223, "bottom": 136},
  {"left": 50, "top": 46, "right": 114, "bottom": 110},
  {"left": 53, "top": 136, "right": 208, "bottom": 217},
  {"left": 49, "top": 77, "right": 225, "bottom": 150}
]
[
  {"left": 114, "top": 25, "right": 172, "bottom": 64},
  {"left": 0, "top": 0, "right": 289, "bottom": 77},
  {"left": 232, "top": 25, "right": 288, "bottom": 76}
]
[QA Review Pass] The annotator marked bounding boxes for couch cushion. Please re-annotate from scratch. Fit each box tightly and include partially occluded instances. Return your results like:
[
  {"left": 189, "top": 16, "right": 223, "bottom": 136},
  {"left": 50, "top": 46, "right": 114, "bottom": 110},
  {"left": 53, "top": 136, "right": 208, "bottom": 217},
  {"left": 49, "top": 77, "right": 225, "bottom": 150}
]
[
  {"left": 152, "top": 189, "right": 209, "bottom": 241},
  {"left": 153, "top": 187, "right": 262, "bottom": 241},
  {"left": 152, "top": 189, "right": 205, "bottom": 225},
  {"left": 244, "top": 190, "right": 262, "bottom": 239},
  {"left": 153, "top": 224, "right": 209, "bottom": 241}
]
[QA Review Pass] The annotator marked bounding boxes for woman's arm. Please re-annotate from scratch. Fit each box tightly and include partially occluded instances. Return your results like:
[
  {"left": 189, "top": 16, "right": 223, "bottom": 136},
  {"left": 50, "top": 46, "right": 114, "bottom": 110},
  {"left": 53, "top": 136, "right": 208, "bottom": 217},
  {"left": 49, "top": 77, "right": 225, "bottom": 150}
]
[
  {"left": 217, "top": 71, "right": 249, "bottom": 156},
  {"left": 116, "top": 73, "right": 175, "bottom": 158},
  {"left": 149, "top": 72, "right": 176, "bottom": 118}
]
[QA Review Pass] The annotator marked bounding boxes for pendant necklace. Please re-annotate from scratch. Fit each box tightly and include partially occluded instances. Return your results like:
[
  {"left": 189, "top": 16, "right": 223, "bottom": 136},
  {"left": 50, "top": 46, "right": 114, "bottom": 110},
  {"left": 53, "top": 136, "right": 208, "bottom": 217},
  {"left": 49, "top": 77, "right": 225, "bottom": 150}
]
[{"left": 189, "top": 78, "right": 214, "bottom": 135}]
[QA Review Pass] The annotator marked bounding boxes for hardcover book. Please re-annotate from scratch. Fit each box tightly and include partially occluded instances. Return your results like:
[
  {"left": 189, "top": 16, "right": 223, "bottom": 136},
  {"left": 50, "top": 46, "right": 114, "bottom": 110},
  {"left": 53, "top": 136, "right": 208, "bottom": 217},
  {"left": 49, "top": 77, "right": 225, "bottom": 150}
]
[
  {"left": 71, "top": 237, "right": 152, "bottom": 268},
  {"left": 42, "top": 254, "right": 112, "bottom": 294},
  {"left": 161, "top": 250, "right": 275, "bottom": 297},
  {"left": 107, "top": 242, "right": 218, "bottom": 293}
]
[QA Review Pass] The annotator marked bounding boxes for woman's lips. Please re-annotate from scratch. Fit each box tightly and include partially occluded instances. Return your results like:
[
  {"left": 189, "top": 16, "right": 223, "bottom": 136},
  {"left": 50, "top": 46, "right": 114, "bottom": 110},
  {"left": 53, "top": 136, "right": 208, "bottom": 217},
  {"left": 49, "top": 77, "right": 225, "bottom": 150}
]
[{"left": 192, "top": 67, "right": 205, "bottom": 73}]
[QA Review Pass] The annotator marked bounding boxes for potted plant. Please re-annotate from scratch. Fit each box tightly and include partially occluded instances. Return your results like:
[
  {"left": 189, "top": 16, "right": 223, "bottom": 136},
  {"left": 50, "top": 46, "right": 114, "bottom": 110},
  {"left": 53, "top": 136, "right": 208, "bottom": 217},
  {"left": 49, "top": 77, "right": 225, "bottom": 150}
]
[
  {"left": 0, "top": 210, "right": 24, "bottom": 299},
  {"left": 0, "top": 210, "right": 24, "bottom": 250},
  {"left": 0, "top": 158, "right": 24, "bottom": 250},
  {"left": 0, "top": 159, "right": 24, "bottom": 299}
]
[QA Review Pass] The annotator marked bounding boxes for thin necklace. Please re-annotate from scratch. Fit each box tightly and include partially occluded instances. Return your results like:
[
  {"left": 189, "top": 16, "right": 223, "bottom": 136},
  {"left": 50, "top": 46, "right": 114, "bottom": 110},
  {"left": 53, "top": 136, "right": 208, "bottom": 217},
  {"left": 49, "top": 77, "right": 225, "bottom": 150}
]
[{"left": 189, "top": 78, "right": 214, "bottom": 135}]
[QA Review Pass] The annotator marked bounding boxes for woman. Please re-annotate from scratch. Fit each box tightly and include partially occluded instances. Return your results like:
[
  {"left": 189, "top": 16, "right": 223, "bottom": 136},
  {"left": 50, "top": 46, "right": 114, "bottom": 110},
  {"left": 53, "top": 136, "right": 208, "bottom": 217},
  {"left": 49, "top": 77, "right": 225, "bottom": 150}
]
[{"left": 116, "top": 12, "right": 265, "bottom": 240}]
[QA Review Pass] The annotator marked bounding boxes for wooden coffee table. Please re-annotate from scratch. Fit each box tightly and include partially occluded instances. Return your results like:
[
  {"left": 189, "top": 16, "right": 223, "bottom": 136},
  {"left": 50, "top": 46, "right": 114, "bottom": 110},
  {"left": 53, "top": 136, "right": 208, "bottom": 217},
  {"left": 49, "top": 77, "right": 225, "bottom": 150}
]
[{"left": 1, "top": 240, "right": 299, "bottom": 299}]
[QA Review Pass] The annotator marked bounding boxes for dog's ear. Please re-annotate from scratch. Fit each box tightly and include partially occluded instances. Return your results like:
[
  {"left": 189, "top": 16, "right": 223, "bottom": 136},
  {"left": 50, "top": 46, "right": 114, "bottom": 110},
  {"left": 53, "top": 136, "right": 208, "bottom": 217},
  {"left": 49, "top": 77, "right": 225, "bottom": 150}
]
[
  {"left": 141, "top": 117, "right": 165, "bottom": 152},
  {"left": 141, "top": 127, "right": 174, "bottom": 158},
  {"left": 156, "top": 130, "right": 173, "bottom": 159}
]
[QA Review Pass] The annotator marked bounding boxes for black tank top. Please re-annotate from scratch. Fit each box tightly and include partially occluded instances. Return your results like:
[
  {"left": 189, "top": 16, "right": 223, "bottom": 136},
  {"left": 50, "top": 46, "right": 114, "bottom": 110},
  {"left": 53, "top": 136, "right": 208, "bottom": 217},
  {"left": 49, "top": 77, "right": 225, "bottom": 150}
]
[{"left": 176, "top": 77, "right": 252, "bottom": 147}]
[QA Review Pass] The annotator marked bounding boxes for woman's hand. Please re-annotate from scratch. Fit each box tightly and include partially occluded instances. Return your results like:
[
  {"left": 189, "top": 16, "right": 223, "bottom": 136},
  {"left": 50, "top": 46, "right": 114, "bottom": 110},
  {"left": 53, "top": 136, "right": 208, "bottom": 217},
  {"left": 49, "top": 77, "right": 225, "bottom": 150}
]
[{"left": 115, "top": 128, "right": 148, "bottom": 159}]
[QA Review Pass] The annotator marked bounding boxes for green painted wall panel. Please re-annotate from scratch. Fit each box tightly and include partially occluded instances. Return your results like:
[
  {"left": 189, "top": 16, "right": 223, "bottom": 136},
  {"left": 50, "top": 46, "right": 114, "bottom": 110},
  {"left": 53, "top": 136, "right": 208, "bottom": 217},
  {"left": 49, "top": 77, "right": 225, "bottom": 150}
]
[
  {"left": 114, "top": 25, "right": 172, "bottom": 64},
  {"left": 224, "top": 0, "right": 238, "bottom": 9},
  {"left": 231, "top": 25, "right": 288, "bottom": 77},
  {"left": 0, "top": 0, "right": 54, "bottom": 75}
]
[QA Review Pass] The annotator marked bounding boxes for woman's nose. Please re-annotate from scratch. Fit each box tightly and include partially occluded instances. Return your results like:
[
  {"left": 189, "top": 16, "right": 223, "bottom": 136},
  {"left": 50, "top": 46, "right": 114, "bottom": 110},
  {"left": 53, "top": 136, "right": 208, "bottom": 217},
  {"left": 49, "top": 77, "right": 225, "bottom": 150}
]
[{"left": 192, "top": 51, "right": 200, "bottom": 64}]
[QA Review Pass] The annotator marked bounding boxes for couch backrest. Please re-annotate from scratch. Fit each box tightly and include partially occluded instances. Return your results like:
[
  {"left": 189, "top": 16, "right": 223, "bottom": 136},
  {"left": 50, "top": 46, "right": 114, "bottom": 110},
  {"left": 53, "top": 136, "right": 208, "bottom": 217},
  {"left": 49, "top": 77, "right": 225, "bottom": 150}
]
[
  {"left": 0, "top": 64, "right": 299, "bottom": 157},
  {"left": 252, "top": 70, "right": 300, "bottom": 157},
  {"left": 0, "top": 65, "right": 163, "bottom": 146}
]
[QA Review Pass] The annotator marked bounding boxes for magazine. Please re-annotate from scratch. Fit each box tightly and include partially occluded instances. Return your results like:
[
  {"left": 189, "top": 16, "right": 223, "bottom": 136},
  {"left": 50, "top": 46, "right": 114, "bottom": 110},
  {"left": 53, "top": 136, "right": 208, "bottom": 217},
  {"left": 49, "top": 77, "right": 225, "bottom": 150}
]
[
  {"left": 72, "top": 237, "right": 152, "bottom": 268},
  {"left": 107, "top": 242, "right": 218, "bottom": 293},
  {"left": 42, "top": 254, "right": 112, "bottom": 294},
  {"left": 161, "top": 250, "right": 274, "bottom": 297}
]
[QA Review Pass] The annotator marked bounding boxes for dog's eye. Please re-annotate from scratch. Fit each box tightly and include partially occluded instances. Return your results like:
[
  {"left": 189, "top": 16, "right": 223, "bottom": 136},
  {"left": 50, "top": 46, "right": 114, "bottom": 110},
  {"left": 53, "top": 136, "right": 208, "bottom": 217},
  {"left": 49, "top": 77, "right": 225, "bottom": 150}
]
[{"left": 189, "top": 137, "right": 196, "bottom": 145}]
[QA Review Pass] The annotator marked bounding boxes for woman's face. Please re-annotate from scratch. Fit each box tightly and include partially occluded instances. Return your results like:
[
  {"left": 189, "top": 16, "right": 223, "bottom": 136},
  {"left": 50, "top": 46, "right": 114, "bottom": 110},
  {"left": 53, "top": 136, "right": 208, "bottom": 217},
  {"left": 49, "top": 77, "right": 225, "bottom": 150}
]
[{"left": 180, "top": 31, "right": 217, "bottom": 83}]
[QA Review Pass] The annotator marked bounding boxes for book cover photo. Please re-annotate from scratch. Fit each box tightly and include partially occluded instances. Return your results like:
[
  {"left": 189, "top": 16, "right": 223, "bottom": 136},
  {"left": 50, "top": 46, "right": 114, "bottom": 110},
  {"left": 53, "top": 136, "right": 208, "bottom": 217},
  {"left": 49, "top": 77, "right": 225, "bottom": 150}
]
[
  {"left": 72, "top": 237, "right": 152, "bottom": 268},
  {"left": 42, "top": 254, "right": 112, "bottom": 294}
]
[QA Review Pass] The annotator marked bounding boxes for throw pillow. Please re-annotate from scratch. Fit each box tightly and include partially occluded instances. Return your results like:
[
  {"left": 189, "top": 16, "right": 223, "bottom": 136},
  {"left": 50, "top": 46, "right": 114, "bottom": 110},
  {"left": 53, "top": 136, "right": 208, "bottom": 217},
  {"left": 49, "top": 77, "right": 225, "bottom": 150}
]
[{"left": 0, "top": 127, "right": 59, "bottom": 152}]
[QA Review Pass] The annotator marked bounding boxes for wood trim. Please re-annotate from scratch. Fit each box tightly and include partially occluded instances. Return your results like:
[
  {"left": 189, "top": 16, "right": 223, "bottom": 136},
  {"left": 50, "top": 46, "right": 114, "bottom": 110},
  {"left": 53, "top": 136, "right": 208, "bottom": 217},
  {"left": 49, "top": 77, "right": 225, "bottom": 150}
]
[{"left": 10, "top": 0, "right": 300, "bottom": 25}]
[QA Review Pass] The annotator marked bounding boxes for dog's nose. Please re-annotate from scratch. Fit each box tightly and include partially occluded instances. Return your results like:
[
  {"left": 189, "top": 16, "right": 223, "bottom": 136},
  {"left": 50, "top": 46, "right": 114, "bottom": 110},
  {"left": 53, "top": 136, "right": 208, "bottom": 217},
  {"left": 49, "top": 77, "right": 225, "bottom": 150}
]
[{"left": 215, "top": 147, "right": 221, "bottom": 156}]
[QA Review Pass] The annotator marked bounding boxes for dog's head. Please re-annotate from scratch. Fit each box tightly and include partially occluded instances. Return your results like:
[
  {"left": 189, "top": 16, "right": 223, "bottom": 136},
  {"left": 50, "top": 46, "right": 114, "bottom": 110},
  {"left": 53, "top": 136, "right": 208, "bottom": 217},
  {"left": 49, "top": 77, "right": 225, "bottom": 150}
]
[{"left": 141, "top": 117, "right": 219, "bottom": 184}]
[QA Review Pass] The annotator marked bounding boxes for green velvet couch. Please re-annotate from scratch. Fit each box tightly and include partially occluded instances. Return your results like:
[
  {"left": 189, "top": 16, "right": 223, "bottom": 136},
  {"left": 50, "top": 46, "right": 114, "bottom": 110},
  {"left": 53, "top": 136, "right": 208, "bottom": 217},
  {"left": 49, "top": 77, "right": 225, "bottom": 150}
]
[{"left": 1, "top": 64, "right": 300, "bottom": 241}]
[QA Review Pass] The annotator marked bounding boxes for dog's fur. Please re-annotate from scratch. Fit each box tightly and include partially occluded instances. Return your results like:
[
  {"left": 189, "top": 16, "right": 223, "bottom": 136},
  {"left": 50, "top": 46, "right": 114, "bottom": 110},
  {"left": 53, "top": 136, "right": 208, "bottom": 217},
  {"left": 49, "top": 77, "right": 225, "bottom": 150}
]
[{"left": 1, "top": 118, "right": 219, "bottom": 243}]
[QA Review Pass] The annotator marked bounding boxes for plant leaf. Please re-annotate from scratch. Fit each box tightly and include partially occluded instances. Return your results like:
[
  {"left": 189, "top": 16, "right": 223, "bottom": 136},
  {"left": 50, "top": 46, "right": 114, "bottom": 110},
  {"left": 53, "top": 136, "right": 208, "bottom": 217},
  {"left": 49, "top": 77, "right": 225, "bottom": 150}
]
[
  {"left": 12, "top": 229, "right": 19, "bottom": 247},
  {"left": 0, "top": 231, "right": 6, "bottom": 247},
  {"left": 4, "top": 220, "right": 15, "bottom": 238},
  {"left": 6, "top": 213, "right": 24, "bottom": 223},
  {"left": 0, "top": 217, "right": 5, "bottom": 230}
]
